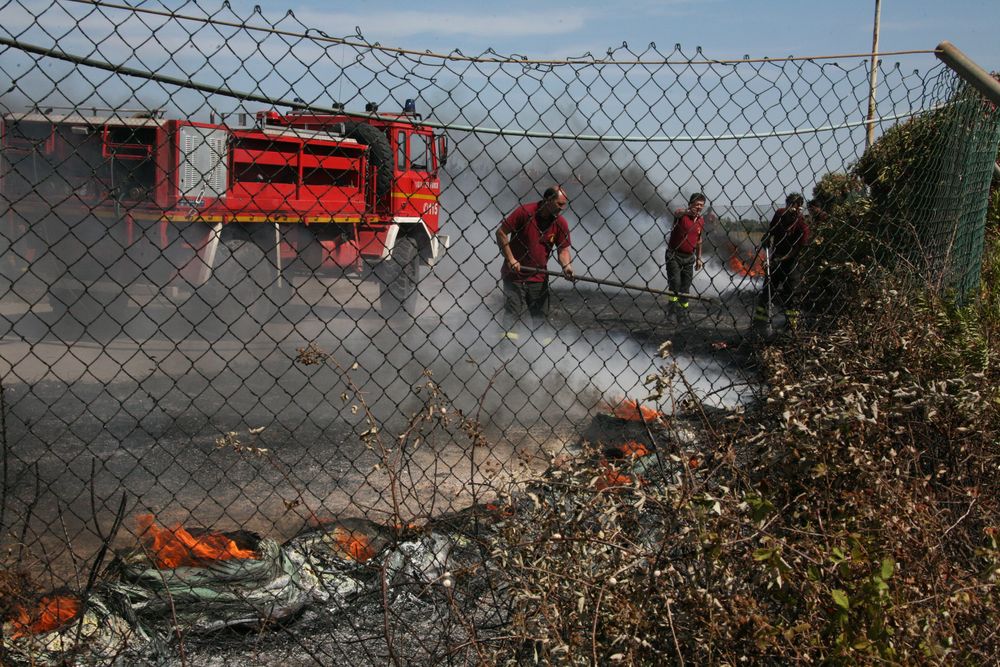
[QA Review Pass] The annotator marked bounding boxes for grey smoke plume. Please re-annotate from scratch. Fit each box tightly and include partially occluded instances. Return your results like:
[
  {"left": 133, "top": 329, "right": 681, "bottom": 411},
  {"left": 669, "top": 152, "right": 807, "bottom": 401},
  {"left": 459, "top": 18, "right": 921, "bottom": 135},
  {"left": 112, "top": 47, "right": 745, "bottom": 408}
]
[
  {"left": 243, "top": 100, "right": 757, "bottom": 439},
  {"left": 0, "top": 91, "right": 753, "bottom": 449},
  {"left": 327, "top": 99, "right": 756, "bottom": 430}
]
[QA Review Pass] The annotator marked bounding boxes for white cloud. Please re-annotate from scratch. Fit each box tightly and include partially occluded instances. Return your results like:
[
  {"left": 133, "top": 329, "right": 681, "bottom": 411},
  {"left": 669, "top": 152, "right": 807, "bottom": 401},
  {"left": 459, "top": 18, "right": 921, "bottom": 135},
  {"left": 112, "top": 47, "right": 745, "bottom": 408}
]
[{"left": 289, "top": 9, "right": 593, "bottom": 39}]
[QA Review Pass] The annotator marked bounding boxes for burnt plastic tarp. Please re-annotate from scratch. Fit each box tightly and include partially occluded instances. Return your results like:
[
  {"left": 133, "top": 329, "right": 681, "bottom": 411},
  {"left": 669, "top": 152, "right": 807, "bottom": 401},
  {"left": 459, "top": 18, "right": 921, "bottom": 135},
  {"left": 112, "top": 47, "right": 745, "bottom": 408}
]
[
  {"left": 283, "top": 519, "right": 391, "bottom": 606},
  {"left": 111, "top": 538, "right": 324, "bottom": 633},
  {"left": 1, "top": 589, "right": 156, "bottom": 667}
]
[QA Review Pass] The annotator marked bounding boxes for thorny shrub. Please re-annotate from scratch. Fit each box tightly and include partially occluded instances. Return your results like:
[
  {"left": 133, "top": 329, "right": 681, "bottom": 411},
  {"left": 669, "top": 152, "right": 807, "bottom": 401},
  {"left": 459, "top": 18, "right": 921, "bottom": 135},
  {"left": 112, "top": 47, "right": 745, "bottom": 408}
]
[{"left": 481, "top": 260, "right": 1000, "bottom": 663}]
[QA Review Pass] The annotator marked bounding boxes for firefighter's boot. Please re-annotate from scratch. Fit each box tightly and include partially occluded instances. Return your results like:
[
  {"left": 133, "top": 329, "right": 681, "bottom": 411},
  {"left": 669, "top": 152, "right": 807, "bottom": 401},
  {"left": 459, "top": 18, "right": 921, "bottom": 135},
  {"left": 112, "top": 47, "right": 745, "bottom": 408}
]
[
  {"left": 784, "top": 309, "right": 799, "bottom": 332},
  {"left": 666, "top": 295, "right": 679, "bottom": 323},
  {"left": 676, "top": 300, "right": 691, "bottom": 326},
  {"left": 752, "top": 304, "right": 771, "bottom": 335}
]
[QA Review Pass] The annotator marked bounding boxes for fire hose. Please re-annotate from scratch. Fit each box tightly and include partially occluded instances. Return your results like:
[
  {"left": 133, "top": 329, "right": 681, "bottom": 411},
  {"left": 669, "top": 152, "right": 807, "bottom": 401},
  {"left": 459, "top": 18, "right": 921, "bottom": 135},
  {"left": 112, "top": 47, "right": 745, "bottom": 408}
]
[{"left": 520, "top": 267, "right": 714, "bottom": 303}]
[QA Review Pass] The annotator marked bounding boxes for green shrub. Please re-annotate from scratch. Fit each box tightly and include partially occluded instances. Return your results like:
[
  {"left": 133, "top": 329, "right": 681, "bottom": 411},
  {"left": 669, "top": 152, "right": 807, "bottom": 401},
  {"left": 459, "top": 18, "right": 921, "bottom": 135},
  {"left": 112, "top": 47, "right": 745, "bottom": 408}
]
[{"left": 485, "top": 274, "right": 1000, "bottom": 663}]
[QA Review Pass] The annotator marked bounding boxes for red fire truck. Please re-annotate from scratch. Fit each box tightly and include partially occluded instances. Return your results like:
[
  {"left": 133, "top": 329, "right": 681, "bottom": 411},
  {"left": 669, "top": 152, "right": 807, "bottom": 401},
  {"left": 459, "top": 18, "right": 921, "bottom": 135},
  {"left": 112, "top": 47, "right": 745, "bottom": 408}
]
[{"left": 0, "top": 102, "right": 448, "bottom": 334}]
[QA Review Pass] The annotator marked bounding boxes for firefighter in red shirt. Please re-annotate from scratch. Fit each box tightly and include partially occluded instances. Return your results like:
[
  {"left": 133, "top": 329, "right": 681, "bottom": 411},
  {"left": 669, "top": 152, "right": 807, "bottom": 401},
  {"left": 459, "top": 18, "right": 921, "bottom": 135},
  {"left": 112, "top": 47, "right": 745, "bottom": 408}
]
[
  {"left": 665, "top": 193, "right": 707, "bottom": 323},
  {"left": 754, "top": 192, "right": 811, "bottom": 332},
  {"left": 495, "top": 186, "right": 575, "bottom": 340}
]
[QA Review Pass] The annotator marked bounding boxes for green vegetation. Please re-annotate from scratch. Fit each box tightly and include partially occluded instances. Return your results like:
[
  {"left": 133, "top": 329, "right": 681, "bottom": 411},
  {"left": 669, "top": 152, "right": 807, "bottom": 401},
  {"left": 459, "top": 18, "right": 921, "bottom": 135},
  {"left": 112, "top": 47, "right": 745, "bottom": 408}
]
[
  {"left": 480, "top": 83, "right": 1000, "bottom": 664},
  {"left": 481, "top": 222, "right": 1000, "bottom": 666},
  {"left": 800, "top": 76, "right": 1000, "bottom": 321}
]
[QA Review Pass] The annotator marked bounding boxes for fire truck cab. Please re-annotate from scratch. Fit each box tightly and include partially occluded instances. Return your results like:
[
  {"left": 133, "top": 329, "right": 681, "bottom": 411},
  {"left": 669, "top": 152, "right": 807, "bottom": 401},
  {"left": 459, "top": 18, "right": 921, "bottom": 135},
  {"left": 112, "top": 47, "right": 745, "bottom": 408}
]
[{"left": 0, "top": 102, "right": 449, "bottom": 335}]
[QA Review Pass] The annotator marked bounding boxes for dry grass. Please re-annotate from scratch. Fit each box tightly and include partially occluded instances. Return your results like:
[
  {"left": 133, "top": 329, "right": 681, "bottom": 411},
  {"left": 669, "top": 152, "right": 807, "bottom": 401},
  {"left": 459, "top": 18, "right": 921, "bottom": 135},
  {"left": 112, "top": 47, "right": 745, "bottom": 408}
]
[{"left": 478, "top": 261, "right": 1000, "bottom": 664}]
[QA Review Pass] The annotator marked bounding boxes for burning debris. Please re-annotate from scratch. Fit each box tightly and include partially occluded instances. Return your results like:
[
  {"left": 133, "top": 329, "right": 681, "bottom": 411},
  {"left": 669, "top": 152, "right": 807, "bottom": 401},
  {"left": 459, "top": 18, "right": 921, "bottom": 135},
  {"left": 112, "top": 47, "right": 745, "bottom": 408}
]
[
  {"left": 728, "top": 248, "right": 766, "bottom": 277},
  {"left": 7, "top": 594, "right": 80, "bottom": 640},
  {"left": 595, "top": 460, "right": 645, "bottom": 490},
  {"left": 605, "top": 397, "right": 664, "bottom": 422},
  {"left": 581, "top": 397, "right": 668, "bottom": 452},
  {"left": 1, "top": 590, "right": 153, "bottom": 666},
  {"left": 2, "top": 511, "right": 499, "bottom": 664},
  {"left": 606, "top": 440, "right": 652, "bottom": 458},
  {"left": 321, "top": 522, "right": 381, "bottom": 563},
  {"left": 113, "top": 518, "right": 323, "bottom": 635},
  {"left": 595, "top": 440, "right": 654, "bottom": 490},
  {"left": 135, "top": 514, "right": 258, "bottom": 568},
  {"left": 283, "top": 518, "right": 391, "bottom": 604},
  {"left": 1, "top": 396, "right": 713, "bottom": 665}
]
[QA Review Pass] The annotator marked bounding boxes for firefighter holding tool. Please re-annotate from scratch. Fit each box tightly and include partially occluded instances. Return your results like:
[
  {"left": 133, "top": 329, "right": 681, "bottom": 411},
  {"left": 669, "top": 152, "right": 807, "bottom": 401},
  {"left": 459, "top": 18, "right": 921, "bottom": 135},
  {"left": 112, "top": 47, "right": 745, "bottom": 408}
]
[
  {"left": 496, "top": 185, "right": 575, "bottom": 341},
  {"left": 665, "top": 192, "right": 707, "bottom": 324},
  {"left": 753, "top": 192, "right": 810, "bottom": 333}
]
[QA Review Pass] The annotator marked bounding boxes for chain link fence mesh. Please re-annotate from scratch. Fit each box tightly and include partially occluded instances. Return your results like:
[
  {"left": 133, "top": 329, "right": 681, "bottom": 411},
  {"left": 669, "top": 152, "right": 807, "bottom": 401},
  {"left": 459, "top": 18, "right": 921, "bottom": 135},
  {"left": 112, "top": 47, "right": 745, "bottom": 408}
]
[{"left": 0, "top": 0, "right": 998, "bottom": 663}]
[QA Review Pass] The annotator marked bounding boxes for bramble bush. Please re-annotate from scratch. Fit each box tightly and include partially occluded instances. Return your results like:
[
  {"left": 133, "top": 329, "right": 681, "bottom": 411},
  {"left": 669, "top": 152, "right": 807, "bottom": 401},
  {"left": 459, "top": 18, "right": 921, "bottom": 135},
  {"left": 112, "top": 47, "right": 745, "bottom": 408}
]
[
  {"left": 483, "top": 256, "right": 1000, "bottom": 663},
  {"left": 481, "top": 97, "right": 1000, "bottom": 664}
]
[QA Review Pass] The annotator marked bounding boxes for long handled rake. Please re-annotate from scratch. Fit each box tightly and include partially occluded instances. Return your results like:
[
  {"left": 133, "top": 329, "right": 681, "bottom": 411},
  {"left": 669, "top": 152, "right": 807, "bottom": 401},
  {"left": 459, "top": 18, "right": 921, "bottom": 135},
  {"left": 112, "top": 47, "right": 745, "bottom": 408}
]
[
  {"left": 763, "top": 246, "right": 774, "bottom": 337},
  {"left": 521, "top": 267, "right": 713, "bottom": 303}
]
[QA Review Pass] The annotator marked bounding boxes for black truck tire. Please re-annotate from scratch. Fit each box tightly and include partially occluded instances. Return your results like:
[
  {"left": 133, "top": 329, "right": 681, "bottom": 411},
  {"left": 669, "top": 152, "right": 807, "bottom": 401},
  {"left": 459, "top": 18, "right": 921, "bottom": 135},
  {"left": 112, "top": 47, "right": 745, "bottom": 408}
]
[
  {"left": 188, "top": 235, "right": 282, "bottom": 339},
  {"left": 377, "top": 235, "right": 421, "bottom": 317},
  {"left": 343, "top": 122, "right": 393, "bottom": 203}
]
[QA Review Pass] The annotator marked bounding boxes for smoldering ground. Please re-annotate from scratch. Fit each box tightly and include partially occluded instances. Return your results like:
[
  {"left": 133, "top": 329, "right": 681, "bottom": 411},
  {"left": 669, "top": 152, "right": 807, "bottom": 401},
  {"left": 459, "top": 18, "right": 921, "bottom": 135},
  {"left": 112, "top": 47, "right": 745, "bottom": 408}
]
[
  {"left": 0, "top": 96, "right": 760, "bottom": 584},
  {"left": 1, "top": 94, "right": 758, "bottom": 469}
]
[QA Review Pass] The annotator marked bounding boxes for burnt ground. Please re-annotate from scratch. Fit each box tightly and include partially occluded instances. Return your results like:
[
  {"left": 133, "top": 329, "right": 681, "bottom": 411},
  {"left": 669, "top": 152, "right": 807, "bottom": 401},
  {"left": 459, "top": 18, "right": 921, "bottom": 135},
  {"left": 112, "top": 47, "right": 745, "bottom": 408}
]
[{"left": 0, "top": 274, "right": 761, "bottom": 663}]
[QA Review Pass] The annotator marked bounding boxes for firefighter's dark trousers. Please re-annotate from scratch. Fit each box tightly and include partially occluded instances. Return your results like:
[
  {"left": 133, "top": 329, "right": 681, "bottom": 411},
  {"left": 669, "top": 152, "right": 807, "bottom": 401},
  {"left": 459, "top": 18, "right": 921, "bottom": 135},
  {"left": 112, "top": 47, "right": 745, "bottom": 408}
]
[
  {"left": 502, "top": 278, "right": 550, "bottom": 337},
  {"left": 754, "top": 258, "right": 801, "bottom": 329},
  {"left": 665, "top": 249, "right": 695, "bottom": 320}
]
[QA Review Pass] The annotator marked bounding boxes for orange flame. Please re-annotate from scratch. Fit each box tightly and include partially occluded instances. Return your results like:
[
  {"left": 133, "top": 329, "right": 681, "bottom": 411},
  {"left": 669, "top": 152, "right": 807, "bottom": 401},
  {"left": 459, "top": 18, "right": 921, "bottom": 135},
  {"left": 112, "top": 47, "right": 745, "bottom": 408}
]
[
  {"left": 607, "top": 399, "right": 662, "bottom": 422},
  {"left": 595, "top": 461, "right": 647, "bottom": 491},
  {"left": 728, "top": 253, "right": 765, "bottom": 278},
  {"left": 330, "top": 526, "right": 376, "bottom": 562},
  {"left": 595, "top": 462, "right": 633, "bottom": 491},
  {"left": 485, "top": 503, "right": 516, "bottom": 517},
  {"left": 136, "top": 514, "right": 257, "bottom": 569},
  {"left": 619, "top": 441, "right": 651, "bottom": 458},
  {"left": 9, "top": 595, "right": 80, "bottom": 639}
]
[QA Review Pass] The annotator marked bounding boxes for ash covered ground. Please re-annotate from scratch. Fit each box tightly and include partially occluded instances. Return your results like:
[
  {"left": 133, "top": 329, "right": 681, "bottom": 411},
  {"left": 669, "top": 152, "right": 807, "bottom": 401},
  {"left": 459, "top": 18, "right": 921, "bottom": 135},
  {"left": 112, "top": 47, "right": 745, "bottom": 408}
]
[
  {"left": 0, "top": 272, "right": 757, "bottom": 581},
  {"left": 0, "top": 268, "right": 761, "bottom": 664}
]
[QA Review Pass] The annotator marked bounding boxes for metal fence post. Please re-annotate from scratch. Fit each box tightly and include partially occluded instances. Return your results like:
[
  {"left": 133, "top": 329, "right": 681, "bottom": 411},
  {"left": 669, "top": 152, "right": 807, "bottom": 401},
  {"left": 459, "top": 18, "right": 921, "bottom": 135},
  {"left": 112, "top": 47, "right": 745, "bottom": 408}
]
[{"left": 936, "top": 41, "right": 1000, "bottom": 106}]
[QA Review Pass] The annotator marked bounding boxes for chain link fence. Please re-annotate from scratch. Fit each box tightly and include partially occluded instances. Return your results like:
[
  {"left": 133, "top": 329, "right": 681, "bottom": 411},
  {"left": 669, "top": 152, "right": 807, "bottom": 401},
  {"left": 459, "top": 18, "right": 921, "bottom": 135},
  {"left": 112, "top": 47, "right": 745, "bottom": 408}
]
[{"left": 0, "top": 0, "right": 998, "bottom": 663}]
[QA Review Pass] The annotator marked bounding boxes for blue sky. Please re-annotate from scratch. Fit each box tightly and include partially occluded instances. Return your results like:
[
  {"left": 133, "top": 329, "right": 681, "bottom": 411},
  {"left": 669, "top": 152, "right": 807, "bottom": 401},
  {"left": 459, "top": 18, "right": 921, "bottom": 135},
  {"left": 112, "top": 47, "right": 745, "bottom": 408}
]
[
  {"left": 262, "top": 0, "right": 998, "bottom": 71},
  {"left": 0, "top": 0, "right": 993, "bottom": 213}
]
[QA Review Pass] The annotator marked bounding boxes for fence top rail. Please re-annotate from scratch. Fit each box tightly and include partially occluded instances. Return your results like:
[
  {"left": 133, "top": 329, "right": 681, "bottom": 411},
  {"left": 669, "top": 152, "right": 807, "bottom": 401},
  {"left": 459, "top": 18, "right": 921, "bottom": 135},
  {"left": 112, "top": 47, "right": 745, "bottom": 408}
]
[
  {"left": 936, "top": 41, "right": 1000, "bottom": 107},
  {"left": 0, "top": 35, "right": 942, "bottom": 144}
]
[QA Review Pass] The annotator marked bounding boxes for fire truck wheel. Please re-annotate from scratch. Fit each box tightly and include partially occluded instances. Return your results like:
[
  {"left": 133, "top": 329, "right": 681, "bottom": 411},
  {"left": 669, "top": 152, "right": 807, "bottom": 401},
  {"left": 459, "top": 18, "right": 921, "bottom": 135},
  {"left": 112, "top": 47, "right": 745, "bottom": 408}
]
[
  {"left": 378, "top": 235, "right": 421, "bottom": 317},
  {"left": 195, "top": 237, "right": 281, "bottom": 338},
  {"left": 343, "top": 122, "right": 393, "bottom": 202}
]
